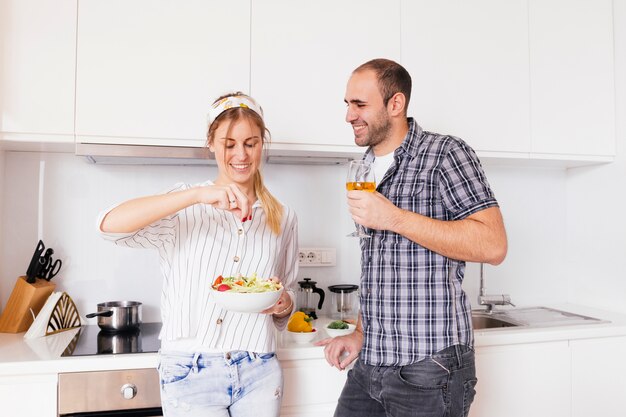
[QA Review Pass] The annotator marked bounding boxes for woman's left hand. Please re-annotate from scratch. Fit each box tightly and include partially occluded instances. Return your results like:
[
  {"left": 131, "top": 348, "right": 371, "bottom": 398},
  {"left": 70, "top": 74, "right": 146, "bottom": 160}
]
[{"left": 261, "top": 277, "right": 292, "bottom": 316}]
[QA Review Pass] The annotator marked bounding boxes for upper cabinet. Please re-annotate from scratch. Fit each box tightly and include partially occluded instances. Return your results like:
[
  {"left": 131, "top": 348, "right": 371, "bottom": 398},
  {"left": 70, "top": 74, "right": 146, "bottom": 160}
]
[
  {"left": 1, "top": 0, "right": 617, "bottom": 165},
  {"left": 75, "top": 0, "right": 250, "bottom": 147},
  {"left": 250, "top": 0, "right": 401, "bottom": 151},
  {"left": 529, "top": 0, "right": 615, "bottom": 158},
  {"left": 0, "top": 0, "right": 76, "bottom": 143},
  {"left": 401, "top": 0, "right": 531, "bottom": 155},
  {"left": 401, "top": 0, "right": 615, "bottom": 163}
]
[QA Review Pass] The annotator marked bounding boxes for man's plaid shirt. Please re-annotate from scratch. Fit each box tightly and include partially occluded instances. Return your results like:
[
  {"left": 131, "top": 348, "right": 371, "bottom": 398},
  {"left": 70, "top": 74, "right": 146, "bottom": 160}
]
[{"left": 359, "top": 118, "right": 499, "bottom": 366}]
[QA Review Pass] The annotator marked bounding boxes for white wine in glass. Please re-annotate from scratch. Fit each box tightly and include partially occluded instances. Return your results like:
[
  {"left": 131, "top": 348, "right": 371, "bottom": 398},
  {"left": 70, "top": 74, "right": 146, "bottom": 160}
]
[{"left": 346, "top": 160, "right": 376, "bottom": 238}]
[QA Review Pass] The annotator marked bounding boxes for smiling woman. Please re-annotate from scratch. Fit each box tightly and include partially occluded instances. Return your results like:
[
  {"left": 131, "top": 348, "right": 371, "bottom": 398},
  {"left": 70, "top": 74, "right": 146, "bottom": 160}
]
[{"left": 97, "top": 92, "right": 299, "bottom": 417}]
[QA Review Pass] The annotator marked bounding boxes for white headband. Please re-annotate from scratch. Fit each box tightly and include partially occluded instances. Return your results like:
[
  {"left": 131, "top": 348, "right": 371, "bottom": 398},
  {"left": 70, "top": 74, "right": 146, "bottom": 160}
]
[{"left": 208, "top": 94, "right": 264, "bottom": 126}]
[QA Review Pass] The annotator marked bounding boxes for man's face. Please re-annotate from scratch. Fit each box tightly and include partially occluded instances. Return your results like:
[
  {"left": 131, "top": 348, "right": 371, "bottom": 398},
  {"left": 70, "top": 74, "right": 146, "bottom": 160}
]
[{"left": 344, "top": 70, "right": 391, "bottom": 148}]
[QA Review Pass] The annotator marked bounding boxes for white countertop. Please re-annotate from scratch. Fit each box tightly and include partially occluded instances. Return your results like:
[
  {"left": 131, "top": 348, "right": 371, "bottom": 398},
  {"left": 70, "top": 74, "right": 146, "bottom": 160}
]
[{"left": 2, "top": 304, "right": 626, "bottom": 377}]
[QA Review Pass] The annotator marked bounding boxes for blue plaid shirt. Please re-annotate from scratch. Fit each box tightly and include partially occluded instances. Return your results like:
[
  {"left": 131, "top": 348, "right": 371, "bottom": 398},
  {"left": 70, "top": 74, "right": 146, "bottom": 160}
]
[{"left": 359, "top": 118, "right": 499, "bottom": 366}]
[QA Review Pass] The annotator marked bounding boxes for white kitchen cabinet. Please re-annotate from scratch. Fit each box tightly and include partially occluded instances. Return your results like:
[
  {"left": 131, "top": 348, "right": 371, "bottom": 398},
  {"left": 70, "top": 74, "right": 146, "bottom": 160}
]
[
  {"left": 250, "top": 0, "right": 401, "bottom": 151},
  {"left": 529, "top": 0, "right": 615, "bottom": 158},
  {"left": 280, "top": 358, "right": 347, "bottom": 417},
  {"left": 470, "top": 341, "right": 571, "bottom": 417},
  {"left": 0, "top": 373, "right": 57, "bottom": 417},
  {"left": 571, "top": 336, "right": 626, "bottom": 417},
  {"left": 75, "top": 0, "right": 250, "bottom": 147},
  {"left": 401, "top": 0, "right": 530, "bottom": 155},
  {"left": 0, "top": 0, "right": 76, "bottom": 143}
]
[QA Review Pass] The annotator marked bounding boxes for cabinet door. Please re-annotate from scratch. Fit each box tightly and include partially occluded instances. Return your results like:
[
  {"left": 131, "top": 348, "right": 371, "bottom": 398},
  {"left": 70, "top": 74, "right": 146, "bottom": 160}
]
[
  {"left": 529, "top": 0, "right": 615, "bottom": 157},
  {"left": 401, "top": 0, "right": 530, "bottom": 154},
  {"left": 75, "top": 0, "right": 250, "bottom": 147},
  {"left": 251, "top": 0, "right": 401, "bottom": 149},
  {"left": 280, "top": 358, "right": 347, "bottom": 417},
  {"left": 0, "top": 374, "right": 57, "bottom": 417},
  {"left": 571, "top": 336, "right": 626, "bottom": 417},
  {"left": 0, "top": 0, "right": 76, "bottom": 142},
  {"left": 470, "top": 341, "right": 570, "bottom": 417}
]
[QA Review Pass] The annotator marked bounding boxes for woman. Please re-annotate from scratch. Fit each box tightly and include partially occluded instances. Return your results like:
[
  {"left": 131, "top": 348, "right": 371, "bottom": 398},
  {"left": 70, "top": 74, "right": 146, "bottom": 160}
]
[{"left": 98, "top": 92, "right": 298, "bottom": 417}]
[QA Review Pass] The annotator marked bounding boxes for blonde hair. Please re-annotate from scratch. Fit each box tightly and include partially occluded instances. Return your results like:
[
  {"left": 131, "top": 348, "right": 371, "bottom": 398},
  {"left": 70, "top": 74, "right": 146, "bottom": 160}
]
[{"left": 207, "top": 93, "right": 283, "bottom": 234}]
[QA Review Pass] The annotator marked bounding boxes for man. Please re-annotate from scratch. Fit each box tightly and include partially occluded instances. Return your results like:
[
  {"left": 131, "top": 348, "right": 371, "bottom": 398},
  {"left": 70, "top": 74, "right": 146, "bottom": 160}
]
[{"left": 316, "top": 58, "right": 507, "bottom": 417}]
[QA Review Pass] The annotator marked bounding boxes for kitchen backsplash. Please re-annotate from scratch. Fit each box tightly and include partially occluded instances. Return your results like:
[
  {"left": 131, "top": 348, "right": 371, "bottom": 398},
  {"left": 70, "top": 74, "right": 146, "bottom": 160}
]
[{"left": 0, "top": 151, "right": 570, "bottom": 322}]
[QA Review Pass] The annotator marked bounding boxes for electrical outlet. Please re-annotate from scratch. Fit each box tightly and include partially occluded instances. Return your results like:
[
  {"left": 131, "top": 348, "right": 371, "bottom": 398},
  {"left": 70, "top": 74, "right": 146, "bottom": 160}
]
[{"left": 298, "top": 247, "right": 336, "bottom": 267}]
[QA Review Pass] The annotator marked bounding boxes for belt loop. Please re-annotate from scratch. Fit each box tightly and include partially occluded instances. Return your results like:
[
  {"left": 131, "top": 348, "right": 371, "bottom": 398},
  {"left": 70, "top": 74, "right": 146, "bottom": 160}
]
[
  {"left": 191, "top": 352, "right": 201, "bottom": 373},
  {"left": 248, "top": 351, "right": 256, "bottom": 361},
  {"left": 454, "top": 344, "right": 462, "bottom": 368}
]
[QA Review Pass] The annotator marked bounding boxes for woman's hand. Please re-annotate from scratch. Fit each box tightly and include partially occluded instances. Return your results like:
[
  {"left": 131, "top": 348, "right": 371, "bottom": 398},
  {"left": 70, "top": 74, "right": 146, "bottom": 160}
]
[
  {"left": 260, "top": 277, "right": 293, "bottom": 316},
  {"left": 196, "top": 183, "right": 251, "bottom": 221}
]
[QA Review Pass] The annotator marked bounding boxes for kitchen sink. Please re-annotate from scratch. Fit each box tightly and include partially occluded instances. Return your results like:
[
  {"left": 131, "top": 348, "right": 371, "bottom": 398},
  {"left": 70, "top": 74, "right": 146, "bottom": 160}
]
[
  {"left": 472, "top": 313, "right": 520, "bottom": 329},
  {"left": 471, "top": 307, "right": 608, "bottom": 331}
]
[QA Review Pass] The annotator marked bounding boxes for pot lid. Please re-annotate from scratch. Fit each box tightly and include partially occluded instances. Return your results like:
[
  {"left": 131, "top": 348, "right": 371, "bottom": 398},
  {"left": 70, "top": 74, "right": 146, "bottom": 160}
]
[{"left": 328, "top": 284, "right": 359, "bottom": 293}]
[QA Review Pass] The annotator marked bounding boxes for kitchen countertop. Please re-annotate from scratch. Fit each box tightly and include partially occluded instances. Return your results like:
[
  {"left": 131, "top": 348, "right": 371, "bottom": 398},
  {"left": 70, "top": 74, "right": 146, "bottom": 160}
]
[{"left": 1, "top": 303, "right": 626, "bottom": 377}]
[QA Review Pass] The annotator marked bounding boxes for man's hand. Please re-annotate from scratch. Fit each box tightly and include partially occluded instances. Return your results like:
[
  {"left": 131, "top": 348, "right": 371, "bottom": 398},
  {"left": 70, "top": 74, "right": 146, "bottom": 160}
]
[
  {"left": 347, "top": 190, "right": 401, "bottom": 231},
  {"left": 315, "top": 330, "right": 363, "bottom": 370}
]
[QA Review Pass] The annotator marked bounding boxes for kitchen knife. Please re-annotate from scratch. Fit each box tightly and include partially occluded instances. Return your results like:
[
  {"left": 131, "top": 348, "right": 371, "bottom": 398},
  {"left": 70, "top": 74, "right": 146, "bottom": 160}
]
[
  {"left": 26, "top": 240, "right": 45, "bottom": 283},
  {"left": 36, "top": 248, "right": 54, "bottom": 280}
]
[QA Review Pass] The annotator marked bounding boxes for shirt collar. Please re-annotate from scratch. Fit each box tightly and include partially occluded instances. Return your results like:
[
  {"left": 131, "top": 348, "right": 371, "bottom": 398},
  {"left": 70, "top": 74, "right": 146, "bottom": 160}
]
[{"left": 363, "top": 117, "right": 423, "bottom": 161}]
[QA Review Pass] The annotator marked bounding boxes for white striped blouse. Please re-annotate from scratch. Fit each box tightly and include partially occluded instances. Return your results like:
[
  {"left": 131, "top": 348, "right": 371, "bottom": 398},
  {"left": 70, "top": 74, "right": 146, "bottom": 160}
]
[{"left": 97, "top": 180, "right": 299, "bottom": 354}]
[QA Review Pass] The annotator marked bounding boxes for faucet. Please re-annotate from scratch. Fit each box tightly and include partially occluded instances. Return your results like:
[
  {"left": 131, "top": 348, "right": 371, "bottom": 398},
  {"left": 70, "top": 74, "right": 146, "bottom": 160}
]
[{"left": 478, "top": 263, "right": 515, "bottom": 313}]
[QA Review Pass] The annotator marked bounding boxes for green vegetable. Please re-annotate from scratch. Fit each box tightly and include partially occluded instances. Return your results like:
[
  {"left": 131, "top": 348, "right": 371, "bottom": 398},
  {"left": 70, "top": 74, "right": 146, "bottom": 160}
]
[{"left": 327, "top": 320, "right": 349, "bottom": 330}]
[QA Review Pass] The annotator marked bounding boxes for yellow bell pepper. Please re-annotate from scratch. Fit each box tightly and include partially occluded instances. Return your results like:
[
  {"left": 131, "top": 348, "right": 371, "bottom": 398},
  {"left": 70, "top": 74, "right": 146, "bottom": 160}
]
[{"left": 287, "top": 311, "right": 313, "bottom": 332}]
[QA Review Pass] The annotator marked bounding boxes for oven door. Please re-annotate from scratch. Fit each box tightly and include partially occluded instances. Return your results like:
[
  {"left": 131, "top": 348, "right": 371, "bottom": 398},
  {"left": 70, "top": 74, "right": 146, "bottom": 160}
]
[{"left": 58, "top": 369, "right": 162, "bottom": 417}]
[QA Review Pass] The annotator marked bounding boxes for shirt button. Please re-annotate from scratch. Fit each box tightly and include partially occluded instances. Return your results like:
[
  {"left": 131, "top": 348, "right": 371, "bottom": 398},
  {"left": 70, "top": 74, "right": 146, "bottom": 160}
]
[
  {"left": 217, "top": 318, "right": 223, "bottom": 324},
  {"left": 233, "top": 256, "right": 240, "bottom": 262},
  {"left": 238, "top": 228, "right": 243, "bottom": 235}
]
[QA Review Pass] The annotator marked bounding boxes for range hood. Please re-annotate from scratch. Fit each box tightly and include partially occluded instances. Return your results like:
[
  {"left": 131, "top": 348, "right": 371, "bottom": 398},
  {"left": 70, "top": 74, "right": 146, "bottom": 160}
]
[{"left": 76, "top": 142, "right": 362, "bottom": 166}]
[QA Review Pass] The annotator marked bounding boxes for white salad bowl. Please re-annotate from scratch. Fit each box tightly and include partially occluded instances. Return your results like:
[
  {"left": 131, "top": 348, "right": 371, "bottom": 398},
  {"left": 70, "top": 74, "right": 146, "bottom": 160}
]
[
  {"left": 325, "top": 323, "right": 356, "bottom": 338},
  {"left": 211, "top": 286, "right": 283, "bottom": 313}
]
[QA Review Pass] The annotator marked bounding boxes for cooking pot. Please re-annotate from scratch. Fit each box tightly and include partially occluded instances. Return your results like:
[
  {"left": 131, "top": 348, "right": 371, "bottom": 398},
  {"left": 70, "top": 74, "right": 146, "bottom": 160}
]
[{"left": 86, "top": 301, "right": 142, "bottom": 332}]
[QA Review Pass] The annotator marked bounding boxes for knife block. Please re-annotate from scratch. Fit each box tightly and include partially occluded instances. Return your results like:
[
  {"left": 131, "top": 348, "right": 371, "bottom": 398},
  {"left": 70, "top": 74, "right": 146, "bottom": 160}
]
[{"left": 0, "top": 276, "right": 56, "bottom": 333}]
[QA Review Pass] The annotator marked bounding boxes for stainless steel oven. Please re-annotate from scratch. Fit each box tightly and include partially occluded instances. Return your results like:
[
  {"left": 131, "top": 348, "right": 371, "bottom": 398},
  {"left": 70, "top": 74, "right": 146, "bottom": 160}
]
[{"left": 58, "top": 368, "right": 162, "bottom": 416}]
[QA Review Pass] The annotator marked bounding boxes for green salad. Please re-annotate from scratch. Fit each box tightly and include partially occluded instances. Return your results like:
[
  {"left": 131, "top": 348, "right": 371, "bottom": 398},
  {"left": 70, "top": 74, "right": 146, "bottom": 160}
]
[
  {"left": 327, "top": 320, "right": 350, "bottom": 330},
  {"left": 212, "top": 273, "right": 282, "bottom": 293}
]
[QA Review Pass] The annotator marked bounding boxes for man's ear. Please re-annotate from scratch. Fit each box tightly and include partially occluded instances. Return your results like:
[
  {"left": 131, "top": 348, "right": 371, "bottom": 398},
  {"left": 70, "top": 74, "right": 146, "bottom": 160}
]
[{"left": 387, "top": 92, "right": 406, "bottom": 117}]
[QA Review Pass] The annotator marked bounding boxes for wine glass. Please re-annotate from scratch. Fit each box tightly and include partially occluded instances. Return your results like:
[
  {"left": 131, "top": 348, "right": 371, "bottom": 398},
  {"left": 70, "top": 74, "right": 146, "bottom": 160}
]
[{"left": 345, "top": 160, "right": 376, "bottom": 238}]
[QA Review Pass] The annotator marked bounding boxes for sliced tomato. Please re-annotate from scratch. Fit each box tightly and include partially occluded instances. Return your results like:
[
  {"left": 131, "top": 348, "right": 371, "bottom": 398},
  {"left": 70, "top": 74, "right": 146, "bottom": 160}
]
[
  {"left": 217, "top": 284, "right": 231, "bottom": 292},
  {"left": 213, "top": 275, "right": 224, "bottom": 287}
]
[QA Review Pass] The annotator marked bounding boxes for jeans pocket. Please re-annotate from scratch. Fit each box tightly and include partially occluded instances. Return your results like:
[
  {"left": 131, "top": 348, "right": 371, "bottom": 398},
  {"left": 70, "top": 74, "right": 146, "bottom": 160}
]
[
  {"left": 392, "top": 361, "right": 449, "bottom": 417},
  {"left": 158, "top": 361, "right": 193, "bottom": 385},
  {"left": 257, "top": 352, "right": 276, "bottom": 360},
  {"left": 463, "top": 378, "right": 478, "bottom": 417},
  {"left": 398, "top": 359, "right": 449, "bottom": 389}
]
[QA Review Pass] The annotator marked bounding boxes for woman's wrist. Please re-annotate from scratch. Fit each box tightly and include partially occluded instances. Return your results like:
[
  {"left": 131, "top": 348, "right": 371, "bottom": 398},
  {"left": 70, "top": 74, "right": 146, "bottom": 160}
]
[{"left": 273, "top": 297, "right": 293, "bottom": 317}]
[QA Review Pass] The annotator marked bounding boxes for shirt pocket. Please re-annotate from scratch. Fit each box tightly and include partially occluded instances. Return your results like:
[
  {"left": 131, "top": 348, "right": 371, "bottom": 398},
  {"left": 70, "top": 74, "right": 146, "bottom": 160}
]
[{"left": 387, "top": 180, "right": 439, "bottom": 214}]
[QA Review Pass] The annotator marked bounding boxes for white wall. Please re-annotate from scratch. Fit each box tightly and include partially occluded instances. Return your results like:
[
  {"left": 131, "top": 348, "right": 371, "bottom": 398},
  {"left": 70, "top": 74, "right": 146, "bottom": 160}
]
[
  {"left": 565, "top": 0, "right": 626, "bottom": 314},
  {"left": 0, "top": 149, "right": 568, "bottom": 322}
]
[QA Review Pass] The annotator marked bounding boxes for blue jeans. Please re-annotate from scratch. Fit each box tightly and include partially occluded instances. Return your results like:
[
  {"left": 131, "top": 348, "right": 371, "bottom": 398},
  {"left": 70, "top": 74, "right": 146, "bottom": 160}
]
[
  {"left": 334, "top": 345, "right": 477, "bottom": 417},
  {"left": 158, "top": 351, "right": 283, "bottom": 417}
]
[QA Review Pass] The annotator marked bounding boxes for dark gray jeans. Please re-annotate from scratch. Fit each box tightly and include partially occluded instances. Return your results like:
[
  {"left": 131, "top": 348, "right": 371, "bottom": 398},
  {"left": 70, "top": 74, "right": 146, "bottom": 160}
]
[{"left": 334, "top": 345, "right": 477, "bottom": 417}]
